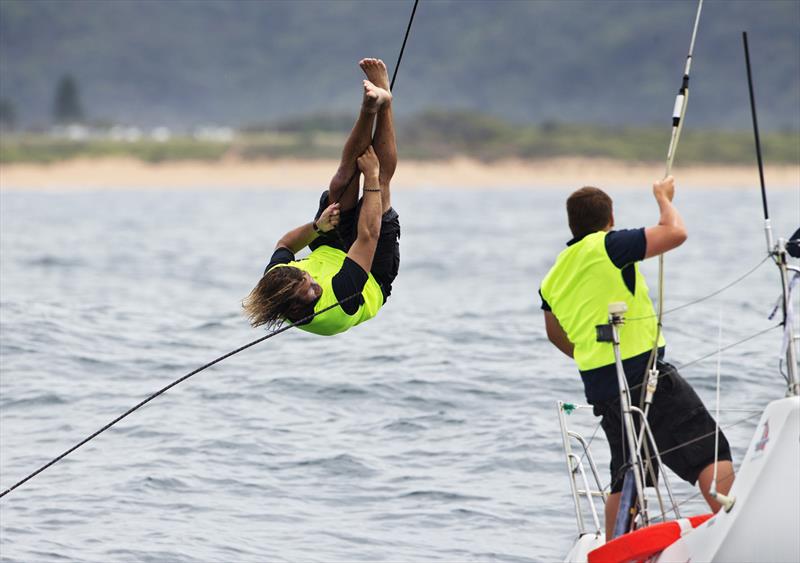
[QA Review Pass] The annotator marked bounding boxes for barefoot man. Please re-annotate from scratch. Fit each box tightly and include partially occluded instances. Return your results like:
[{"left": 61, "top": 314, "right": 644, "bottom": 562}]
[{"left": 244, "top": 59, "right": 400, "bottom": 336}]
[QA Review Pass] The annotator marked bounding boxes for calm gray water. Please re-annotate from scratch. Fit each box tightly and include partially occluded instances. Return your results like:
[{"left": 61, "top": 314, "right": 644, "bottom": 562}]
[{"left": 1, "top": 186, "right": 797, "bottom": 562}]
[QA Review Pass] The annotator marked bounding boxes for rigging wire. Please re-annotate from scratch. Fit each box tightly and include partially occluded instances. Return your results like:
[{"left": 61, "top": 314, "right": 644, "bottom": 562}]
[
  {"left": 619, "top": 322, "right": 781, "bottom": 397},
  {"left": 605, "top": 321, "right": 781, "bottom": 412},
  {"left": 570, "top": 321, "right": 779, "bottom": 505},
  {"left": 673, "top": 323, "right": 780, "bottom": 372},
  {"left": 576, "top": 420, "right": 603, "bottom": 468},
  {"left": 710, "top": 309, "right": 724, "bottom": 499},
  {"left": 0, "top": 0, "right": 422, "bottom": 501},
  {"left": 655, "top": 254, "right": 770, "bottom": 317},
  {"left": 644, "top": 0, "right": 704, "bottom": 387},
  {"left": 605, "top": 410, "right": 762, "bottom": 496},
  {"left": 743, "top": 31, "right": 799, "bottom": 395},
  {"left": 630, "top": 4, "right": 705, "bottom": 519},
  {"left": 598, "top": 322, "right": 780, "bottom": 500},
  {"left": 647, "top": 470, "right": 737, "bottom": 523},
  {"left": 625, "top": 253, "right": 771, "bottom": 322}
]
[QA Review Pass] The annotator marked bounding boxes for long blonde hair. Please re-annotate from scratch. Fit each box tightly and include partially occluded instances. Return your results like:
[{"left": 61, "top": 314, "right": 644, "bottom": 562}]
[{"left": 243, "top": 266, "right": 309, "bottom": 329}]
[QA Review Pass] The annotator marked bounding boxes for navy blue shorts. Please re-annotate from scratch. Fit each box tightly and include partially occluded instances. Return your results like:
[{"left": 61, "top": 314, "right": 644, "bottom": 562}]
[
  {"left": 309, "top": 190, "right": 401, "bottom": 300},
  {"left": 592, "top": 361, "right": 732, "bottom": 493}
]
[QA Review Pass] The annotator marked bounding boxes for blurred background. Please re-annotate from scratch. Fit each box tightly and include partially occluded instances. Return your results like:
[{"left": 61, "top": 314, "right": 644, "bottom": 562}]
[
  {"left": 1, "top": 0, "right": 798, "bottom": 165},
  {"left": 1, "top": 3, "right": 799, "bottom": 561}
]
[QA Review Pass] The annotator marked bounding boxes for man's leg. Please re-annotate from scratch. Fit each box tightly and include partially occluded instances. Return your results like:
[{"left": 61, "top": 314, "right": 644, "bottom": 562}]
[
  {"left": 359, "top": 58, "right": 396, "bottom": 212},
  {"left": 697, "top": 460, "right": 735, "bottom": 512},
  {"left": 605, "top": 492, "right": 621, "bottom": 539},
  {"left": 328, "top": 79, "right": 385, "bottom": 210},
  {"left": 648, "top": 363, "right": 735, "bottom": 514},
  {"left": 606, "top": 461, "right": 734, "bottom": 538}
]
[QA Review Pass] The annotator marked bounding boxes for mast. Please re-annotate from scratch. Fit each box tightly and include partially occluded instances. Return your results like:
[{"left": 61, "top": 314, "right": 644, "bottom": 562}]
[{"left": 742, "top": 31, "right": 799, "bottom": 395}]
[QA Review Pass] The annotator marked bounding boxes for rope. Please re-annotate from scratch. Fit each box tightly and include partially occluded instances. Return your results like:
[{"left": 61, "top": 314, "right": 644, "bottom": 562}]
[
  {"left": 605, "top": 410, "right": 761, "bottom": 494},
  {"left": 644, "top": 0, "right": 704, "bottom": 405},
  {"left": 597, "top": 322, "right": 780, "bottom": 497},
  {"left": 0, "top": 0, "right": 423, "bottom": 500},
  {"left": 648, "top": 471, "right": 737, "bottom": 523},
  {"left": 577, "top": 421, "right": 603, "bottom": 468},
  {"left": 711, "top": 310, "right": 724, "bottom": 495},
  {"left": 673, "top": 323, "right": 779, "bottom": 372},
  {"left": 331, "top": 0, "right": 419, "bottom": 209},
  {"left": 626, "top": 254, "right": 771, "bottom": 322},
  {"left": 620, "top": 323, "right": 779, "bottom": 397},
  {"left": 390, "top": 0, "right": 418, "bottom": 92},
  {"left": 0, "top": 295, "right": 361, "bottom": 499}
]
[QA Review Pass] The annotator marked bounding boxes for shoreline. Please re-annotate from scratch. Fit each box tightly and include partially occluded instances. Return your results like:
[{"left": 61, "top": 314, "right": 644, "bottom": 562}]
[{"left": 1, "top": 156, "right": 798, "bottom": 191}]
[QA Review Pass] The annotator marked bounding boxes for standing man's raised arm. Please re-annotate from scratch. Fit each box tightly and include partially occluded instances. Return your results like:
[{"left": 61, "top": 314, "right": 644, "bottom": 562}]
[
  {"left": 644, "top": 175, "right": 688, "bottom": 259},
  {"left": 275, "top": 203, "right": 341, "bottom": 253}
]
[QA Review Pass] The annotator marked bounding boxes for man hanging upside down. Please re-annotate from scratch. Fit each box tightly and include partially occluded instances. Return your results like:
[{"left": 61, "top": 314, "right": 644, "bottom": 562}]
[{"left": 243, "top": 58, "right": 400, "bottom": 336}]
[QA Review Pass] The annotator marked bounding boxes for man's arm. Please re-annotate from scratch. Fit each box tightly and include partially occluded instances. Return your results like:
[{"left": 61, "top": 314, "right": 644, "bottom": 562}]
[
  {"left": 644, "top": 175, "right": 687, "bottom": 259},
  {"left": 346, "top": 146, "right": 382, "bottom": 273},
  {"left": 275, "top": 203, "right": 340, "bottom": 253},
  {"left": 544, "top": 311, "right": 574, "bottom": 358}
]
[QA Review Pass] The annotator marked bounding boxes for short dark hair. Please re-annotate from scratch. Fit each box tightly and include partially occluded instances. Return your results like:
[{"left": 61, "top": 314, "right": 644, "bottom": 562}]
[
  {"left": 566, "top": 186, "right": 613, "bottom": 239},
  {"left": 242, "top": 266, "right": 310, "bottom": 329}
]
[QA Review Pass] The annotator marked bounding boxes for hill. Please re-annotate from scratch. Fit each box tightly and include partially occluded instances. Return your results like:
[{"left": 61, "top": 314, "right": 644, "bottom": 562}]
[{"left": 1, "top": 0, "right": 798, "bottom": 130}]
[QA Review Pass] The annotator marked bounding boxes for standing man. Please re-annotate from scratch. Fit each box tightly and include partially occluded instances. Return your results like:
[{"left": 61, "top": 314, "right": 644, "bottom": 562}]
[
  {"left": 539, "top": 176, "right": 734, "bottom": 538},
  {"left": 243, "top": 58, "right": 400, "bottom": 335}
]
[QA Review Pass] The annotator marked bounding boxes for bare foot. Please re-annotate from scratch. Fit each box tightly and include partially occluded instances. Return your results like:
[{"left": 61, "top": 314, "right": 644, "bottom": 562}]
[
  {"left": 362, "top": 80, "right": 392, "bottom": 113},
  {"left": 359, "top": 58, "right": 390, "bottom": 91}
]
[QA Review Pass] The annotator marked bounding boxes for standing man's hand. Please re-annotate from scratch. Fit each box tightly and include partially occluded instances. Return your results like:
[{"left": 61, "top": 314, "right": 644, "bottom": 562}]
[
  {"left": 653, "top": 175, "right": 675, "bottom": 202},
  {"left": 316, "top": 203, "right": 341, "bottom": 232},
  {"left": 357, "top": 146, "right": 380, "bottom": 181},
  {"left": 645, "top": 174, "right": 686, "bottom": 259}
]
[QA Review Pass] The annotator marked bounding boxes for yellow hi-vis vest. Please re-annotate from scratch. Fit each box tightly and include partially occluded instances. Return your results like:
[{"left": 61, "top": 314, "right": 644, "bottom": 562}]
[
  {"left": 540, "top": 231, "right": 665, "bottom": 371},
  {"left": 269, "top": 245, "right": 384, "bottom": 336}
]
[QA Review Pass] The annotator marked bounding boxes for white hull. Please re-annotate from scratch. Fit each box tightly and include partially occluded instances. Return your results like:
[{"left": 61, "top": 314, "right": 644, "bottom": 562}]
[
  {"left": 563, "top": 396, "right": 800, "bottom": 562},
  {"left": 657, "top": 396, "right": 800, "bottom": 563},
  {"left": 564, "top": 533, "right": 605, "bottom": 562}
]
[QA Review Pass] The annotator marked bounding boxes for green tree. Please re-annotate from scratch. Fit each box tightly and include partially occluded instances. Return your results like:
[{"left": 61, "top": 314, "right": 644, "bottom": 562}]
[
  {"left": 53, "top": 74, "right": 84, "bottom": 124},
  {"left": 0, "top": 98, "right": 15, "bottom": 130}
]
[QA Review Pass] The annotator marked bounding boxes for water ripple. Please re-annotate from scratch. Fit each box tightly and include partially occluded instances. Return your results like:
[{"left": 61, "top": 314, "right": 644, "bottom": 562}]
[{"left": 1, "top": 188, "right": 793, "bottom": 562}]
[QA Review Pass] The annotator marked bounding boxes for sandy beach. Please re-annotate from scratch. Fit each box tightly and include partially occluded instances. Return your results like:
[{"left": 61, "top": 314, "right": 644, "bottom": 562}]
[{"left": 1, "top": 157, "right": 798, "bottom": 191}]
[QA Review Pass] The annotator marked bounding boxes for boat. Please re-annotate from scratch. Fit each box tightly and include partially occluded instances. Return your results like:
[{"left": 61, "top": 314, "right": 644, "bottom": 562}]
[
  {"left": 559, "top": 296, "right": 799, "bottom": 562},
  {"left": 556, "top": 31, "right": 800, "bottom": 563}
]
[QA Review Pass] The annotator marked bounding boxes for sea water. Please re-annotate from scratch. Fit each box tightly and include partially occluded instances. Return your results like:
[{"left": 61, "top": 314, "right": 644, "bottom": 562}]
[{"left": 1, "top": 186, "right": 797, "bottom": 562}]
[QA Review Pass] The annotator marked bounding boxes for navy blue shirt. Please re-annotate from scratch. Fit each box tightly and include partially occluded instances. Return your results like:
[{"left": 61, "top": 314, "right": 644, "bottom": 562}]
[{"left": 540, "top": 228, "right": 662, "bottom": 402}]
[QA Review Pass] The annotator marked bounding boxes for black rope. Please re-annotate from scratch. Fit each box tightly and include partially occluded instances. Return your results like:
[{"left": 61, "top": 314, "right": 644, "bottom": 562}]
[
  {"left": 390, "top": 0, "right": 418, "bottom": 92},
  {"left": 331, "top": 0, "right": 419, "bottom": 207},
  {"left": 0, "top": 295, "right": 360, "bottom": 499},
  {"left": 0, "top": 0, "right": 422, "bottom": 501}
]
